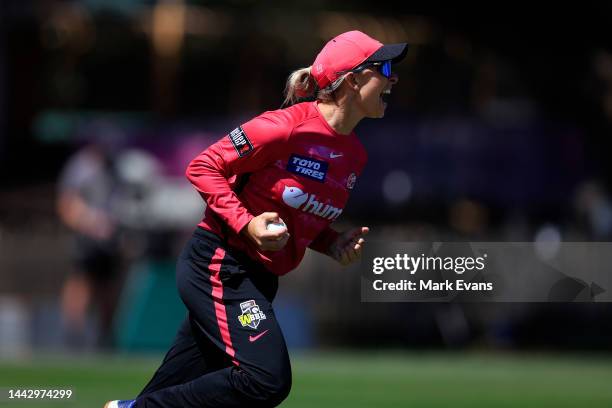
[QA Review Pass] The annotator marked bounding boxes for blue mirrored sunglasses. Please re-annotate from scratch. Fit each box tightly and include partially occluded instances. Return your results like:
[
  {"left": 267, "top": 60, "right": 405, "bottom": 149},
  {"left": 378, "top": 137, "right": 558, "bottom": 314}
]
[{"left": 352, "top": 60, "right": 392, "bottom": 78}]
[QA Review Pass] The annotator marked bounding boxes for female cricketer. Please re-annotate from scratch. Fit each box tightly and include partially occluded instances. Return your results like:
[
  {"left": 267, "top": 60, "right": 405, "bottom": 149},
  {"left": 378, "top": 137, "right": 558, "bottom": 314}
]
[{"left": 105, "top": 30, "right": 407, "bottom": 408}]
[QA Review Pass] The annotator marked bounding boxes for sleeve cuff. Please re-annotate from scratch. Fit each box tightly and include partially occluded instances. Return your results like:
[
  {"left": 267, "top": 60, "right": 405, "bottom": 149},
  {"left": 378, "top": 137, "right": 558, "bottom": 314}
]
[
  {"left": 228, "top": 211, "right": 255, "bottom": 236},
  {"left": 308, "top": 227, "right": 339, "bottom": 254}
]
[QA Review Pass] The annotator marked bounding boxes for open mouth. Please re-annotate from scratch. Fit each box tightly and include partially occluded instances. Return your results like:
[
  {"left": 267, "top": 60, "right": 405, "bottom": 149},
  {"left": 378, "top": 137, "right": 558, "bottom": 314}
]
[{"left": 380, "top": 89, "right": 391, "bottom": 104}]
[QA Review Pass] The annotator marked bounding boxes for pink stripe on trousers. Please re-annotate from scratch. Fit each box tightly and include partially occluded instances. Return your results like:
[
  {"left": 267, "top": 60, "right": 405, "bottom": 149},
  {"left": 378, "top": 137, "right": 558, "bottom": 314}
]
[{"left": 208, "top": 247, "right": 239, "bottom": 366}]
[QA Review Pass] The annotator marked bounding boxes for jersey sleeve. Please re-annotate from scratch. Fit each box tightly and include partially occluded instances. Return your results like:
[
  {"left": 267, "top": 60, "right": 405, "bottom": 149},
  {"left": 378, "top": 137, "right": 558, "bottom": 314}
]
[
  {"left": 186, "top": 110, "right": 292, "bottom": 234},
  {"left": 308, "top": 226, "right": 339, "bottom": 254}
]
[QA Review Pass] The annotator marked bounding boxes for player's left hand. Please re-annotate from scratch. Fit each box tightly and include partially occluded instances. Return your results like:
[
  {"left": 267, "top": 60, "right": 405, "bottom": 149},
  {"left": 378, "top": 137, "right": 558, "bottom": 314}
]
[{"left": 329, "top": 226, "right": 369, "bottom": 266}]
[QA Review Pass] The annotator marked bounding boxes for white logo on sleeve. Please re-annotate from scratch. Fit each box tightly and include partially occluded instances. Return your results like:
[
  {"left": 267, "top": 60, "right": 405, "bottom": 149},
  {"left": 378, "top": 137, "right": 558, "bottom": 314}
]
[
  {"left": 329, "top": 152, "right": 343, "bottom": 159},
  {"left": 281, "top": 185, "right": 343, "bottom": 220}
]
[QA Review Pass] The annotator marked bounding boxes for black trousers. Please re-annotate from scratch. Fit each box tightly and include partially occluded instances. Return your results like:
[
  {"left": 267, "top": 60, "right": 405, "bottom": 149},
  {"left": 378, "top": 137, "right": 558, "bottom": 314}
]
[{"left": 135, "top": 228, "right": 292, "bottom": 407}]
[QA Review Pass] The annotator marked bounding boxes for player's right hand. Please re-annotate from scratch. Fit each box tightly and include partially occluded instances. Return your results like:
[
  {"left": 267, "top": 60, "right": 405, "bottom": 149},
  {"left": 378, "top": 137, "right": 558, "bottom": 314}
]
[{"left": 242, "top": 212, "right": 290, "bottom": 251}]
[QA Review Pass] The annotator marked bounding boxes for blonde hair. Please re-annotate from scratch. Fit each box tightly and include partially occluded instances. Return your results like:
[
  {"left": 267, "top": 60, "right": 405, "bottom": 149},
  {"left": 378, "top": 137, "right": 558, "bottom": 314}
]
[{"left": 282, "top": 66, "right": 345, "bottom": 107}]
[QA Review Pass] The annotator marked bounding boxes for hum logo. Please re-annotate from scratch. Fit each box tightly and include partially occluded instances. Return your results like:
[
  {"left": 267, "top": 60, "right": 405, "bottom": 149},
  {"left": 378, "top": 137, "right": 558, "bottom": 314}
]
[{"left": 281, "top": 186, "right": 343, "bottom": 220}]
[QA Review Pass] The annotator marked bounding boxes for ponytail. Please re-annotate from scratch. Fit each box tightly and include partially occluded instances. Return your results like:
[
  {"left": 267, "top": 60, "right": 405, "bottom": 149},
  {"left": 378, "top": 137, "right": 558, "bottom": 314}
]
[{"left": 282, "top": 66, "right": 318, "bottom": 107}]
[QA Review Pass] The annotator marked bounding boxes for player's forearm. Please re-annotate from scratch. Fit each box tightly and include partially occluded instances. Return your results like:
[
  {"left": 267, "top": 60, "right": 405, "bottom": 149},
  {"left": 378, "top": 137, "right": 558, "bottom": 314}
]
[
  {"left": 308, "top": 226, "right": 339, "bottom": 256},
  {"left": 186, "top": 153, "right": 254, "bottom": 235}
]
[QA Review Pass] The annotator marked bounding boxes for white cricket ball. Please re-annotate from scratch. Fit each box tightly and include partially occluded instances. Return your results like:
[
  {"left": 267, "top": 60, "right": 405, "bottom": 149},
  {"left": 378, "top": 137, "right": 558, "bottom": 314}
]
[{"left": 266, "top": 221, "right": 287, "bottom": 233}]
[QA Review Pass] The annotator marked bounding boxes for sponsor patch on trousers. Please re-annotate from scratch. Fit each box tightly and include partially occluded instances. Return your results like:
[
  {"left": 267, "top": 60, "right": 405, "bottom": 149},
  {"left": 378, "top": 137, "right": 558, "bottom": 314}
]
[
  {"left": 286, "top": 154, "right": 328, "bottom": 182},
  {"left": 228, "top": 126, "right": 253, "bottom": 157}
]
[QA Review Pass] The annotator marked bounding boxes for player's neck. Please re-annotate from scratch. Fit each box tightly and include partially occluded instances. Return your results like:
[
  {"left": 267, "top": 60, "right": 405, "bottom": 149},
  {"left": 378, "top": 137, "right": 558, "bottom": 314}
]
[{"left": 318, "top": 101, "right": 362, "bottom": 136}]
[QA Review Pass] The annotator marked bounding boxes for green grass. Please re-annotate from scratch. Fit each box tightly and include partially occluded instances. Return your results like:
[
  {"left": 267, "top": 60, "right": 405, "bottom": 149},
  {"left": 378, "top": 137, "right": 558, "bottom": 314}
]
[{"left": 1, "top": 351, "right": 612, "bottom": 407}]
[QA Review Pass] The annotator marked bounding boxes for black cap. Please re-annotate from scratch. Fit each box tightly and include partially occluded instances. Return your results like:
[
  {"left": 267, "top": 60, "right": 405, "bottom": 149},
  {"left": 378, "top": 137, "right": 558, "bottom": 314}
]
[{"left": 366, "top": 43, "right": 409, "bottom": 64}]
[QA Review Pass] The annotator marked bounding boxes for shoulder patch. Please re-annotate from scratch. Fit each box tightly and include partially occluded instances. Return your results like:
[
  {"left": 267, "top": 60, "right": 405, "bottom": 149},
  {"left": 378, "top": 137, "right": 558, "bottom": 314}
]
[{"left": 228, "top": 126, "right": 254, "bottom": 157}]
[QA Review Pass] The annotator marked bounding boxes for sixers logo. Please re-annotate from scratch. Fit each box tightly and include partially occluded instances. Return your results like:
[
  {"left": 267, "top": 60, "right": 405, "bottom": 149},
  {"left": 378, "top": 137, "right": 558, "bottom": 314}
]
[
  {"left": 347, "top": 173, "right": 357, "bottom": 190},
  {"left": 281, "top": 186, "right": 343, "bottom": 220}
]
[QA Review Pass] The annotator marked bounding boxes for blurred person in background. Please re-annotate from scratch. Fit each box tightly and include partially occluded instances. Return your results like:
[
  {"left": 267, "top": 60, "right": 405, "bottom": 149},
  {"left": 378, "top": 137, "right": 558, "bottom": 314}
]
[
  {"left": 104, "top": 30, "right": 408, "bottom": 408},
  {"left": 57, "top": 141, "right": 123, "bottom": 349}
]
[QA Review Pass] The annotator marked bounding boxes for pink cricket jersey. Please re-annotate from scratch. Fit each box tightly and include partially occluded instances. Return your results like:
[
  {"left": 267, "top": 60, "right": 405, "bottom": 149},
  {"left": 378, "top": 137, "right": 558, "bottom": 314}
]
[{"left": 186, "top": 101, "right": 367, "bottom": 275}]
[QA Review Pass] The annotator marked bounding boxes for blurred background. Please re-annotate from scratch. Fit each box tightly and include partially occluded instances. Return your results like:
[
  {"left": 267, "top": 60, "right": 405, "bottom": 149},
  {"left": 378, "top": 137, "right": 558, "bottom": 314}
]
[{"left": 1, "top": 1, "right": 612, "bottom": 407}]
